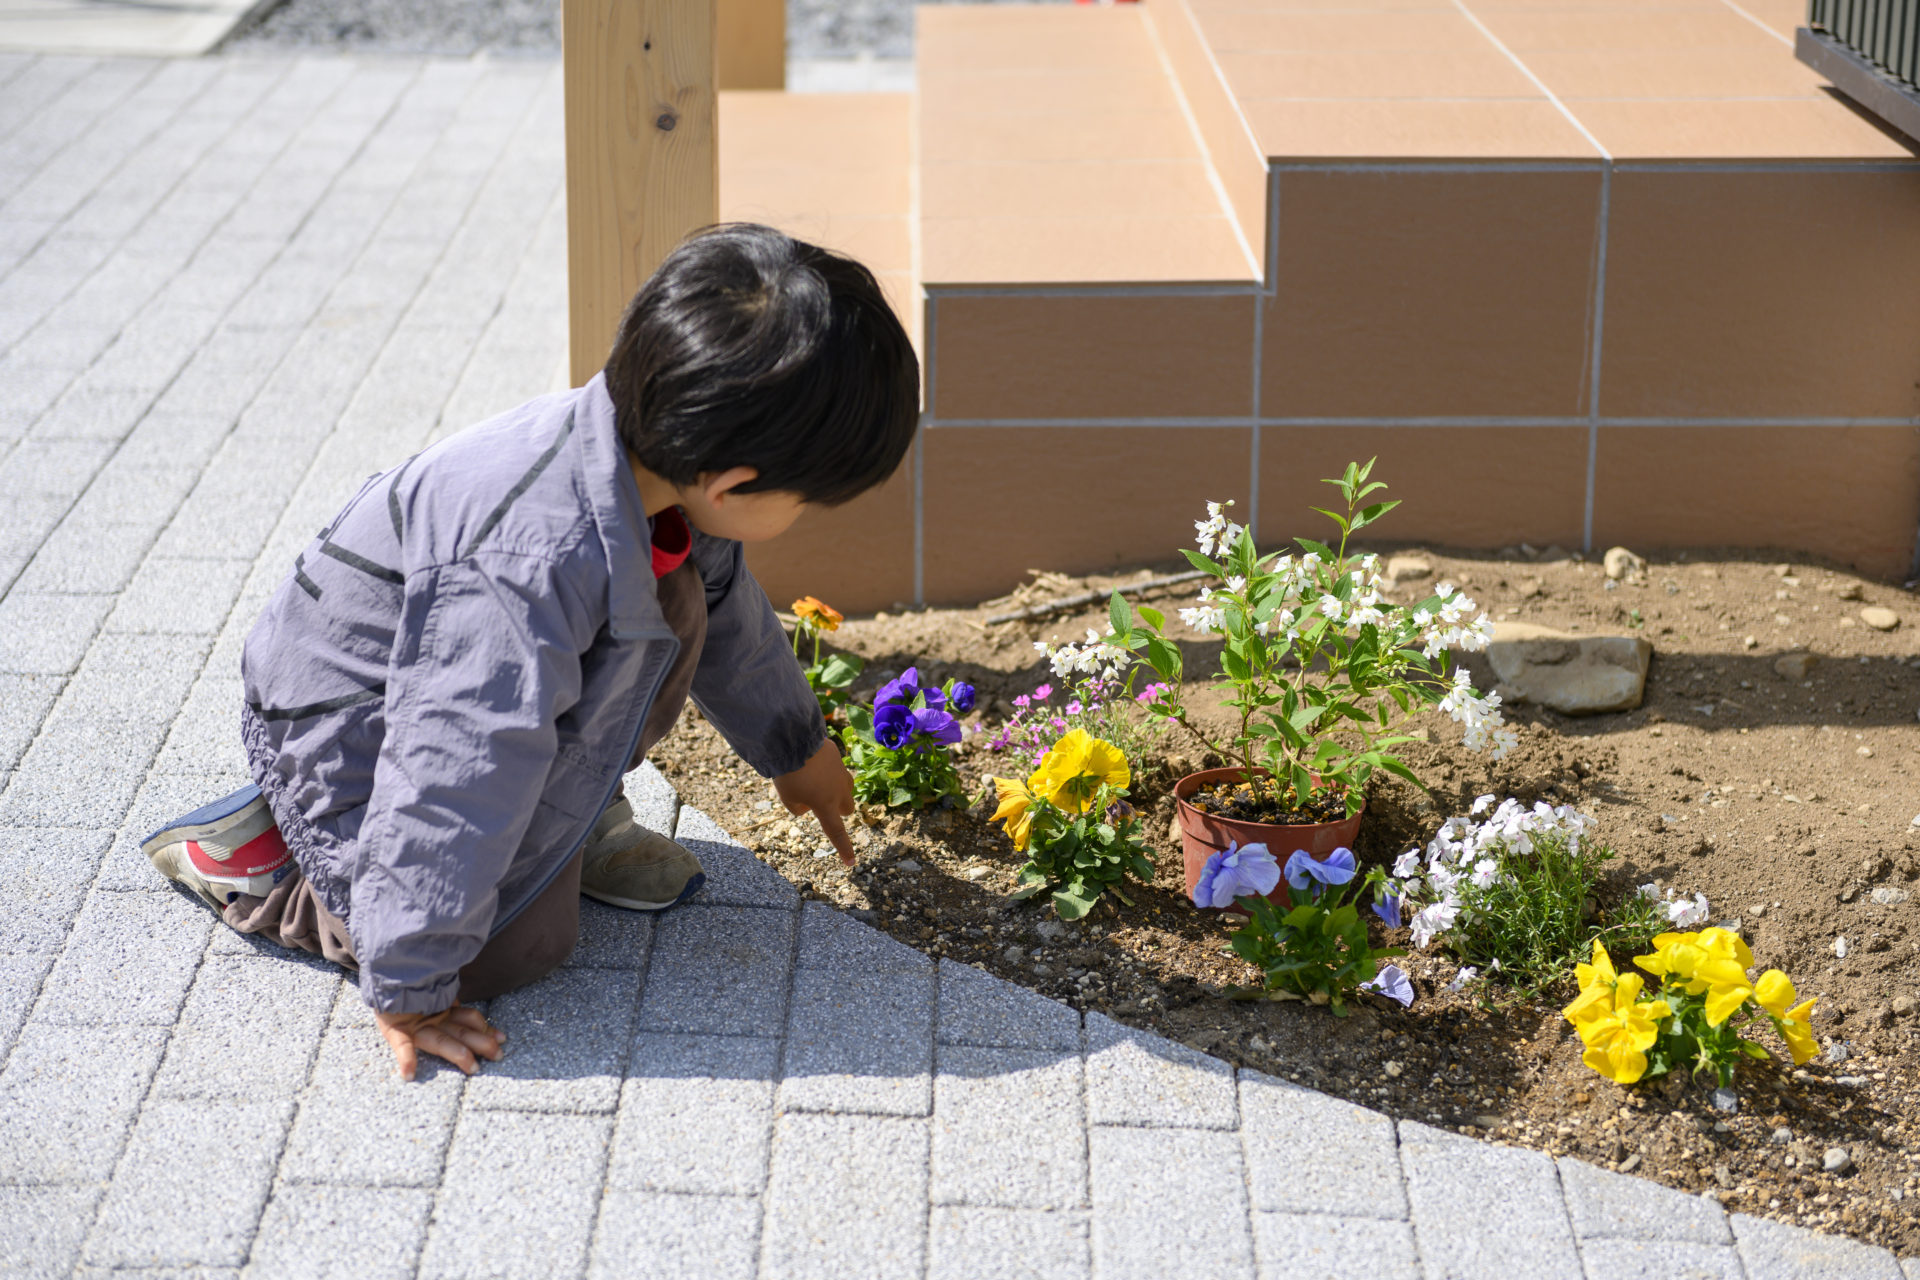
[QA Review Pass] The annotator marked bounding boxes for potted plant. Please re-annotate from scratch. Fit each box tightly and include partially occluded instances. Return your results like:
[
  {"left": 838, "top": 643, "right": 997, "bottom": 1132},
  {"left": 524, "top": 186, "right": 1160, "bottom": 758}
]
[{"left": 1041, "top": 460, "right": 1517, "bottom": 902}]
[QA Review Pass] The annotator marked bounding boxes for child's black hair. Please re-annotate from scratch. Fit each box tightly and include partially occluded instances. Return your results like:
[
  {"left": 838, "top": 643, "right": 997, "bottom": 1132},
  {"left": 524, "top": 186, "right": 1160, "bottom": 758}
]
[{"left": 604, "top": 223, "right": 920, "bottom": 507}]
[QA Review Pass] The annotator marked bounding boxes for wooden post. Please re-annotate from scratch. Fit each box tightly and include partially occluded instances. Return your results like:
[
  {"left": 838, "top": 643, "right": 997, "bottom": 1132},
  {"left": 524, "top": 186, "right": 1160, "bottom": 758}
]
[
  {"left": 718, "top": 0, "right": 786, "bottom": 90},
  {"left": 564, "top": 0, "right": 719, "bottom": 387}
]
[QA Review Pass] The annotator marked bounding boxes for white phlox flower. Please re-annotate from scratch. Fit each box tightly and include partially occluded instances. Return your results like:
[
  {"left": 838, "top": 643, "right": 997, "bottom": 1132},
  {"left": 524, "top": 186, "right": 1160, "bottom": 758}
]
[
  {"left": 1436, "top": 668, "right": 1516, "bottom": 760},
  {"left": 1392, "top": 849, "right": 1421, "bottom": 878},
  {"left": 1448, "top": 967, "right": 1479, "bottom": 991},
  {"left": 1193, "top": 500, "right": 1243, "bottom": 559},
  {"left": 1410, "top": 901, "right": 1459, "bottom": 949},
  {"left": 1469, "top": 858, "right": 1500, "bottom": 890},
  {"left": 1667, "top": 893, "right": 1711, "bottom": 928}
]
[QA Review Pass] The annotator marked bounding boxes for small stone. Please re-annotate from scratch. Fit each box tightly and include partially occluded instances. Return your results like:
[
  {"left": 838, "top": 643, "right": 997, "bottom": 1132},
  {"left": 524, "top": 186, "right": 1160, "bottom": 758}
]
[
  {"left": 1384, "top": 1061, "right": 1403, "bottom": 1078},
  {"left": 962, "top": 865, "right": 991, "bottom": 881},
  {"left": 1603, "top": 546, "right": 1646, "bottom": 580},
  {"left": 1710, "top": 1087, "right": 1739, "bottom": 1113},
  {"left": 1892, "top": 995, "right": 1916, "bottom": 1017},
  {"left": 1773, "top": 651, "right": 1818, "bottom": 681},
  {"left": 1714, "top": 1164, "right": 1734, "bottom": 1189},
  {"left": 1834, "top": 937, "right": 1849, "bottom": 958},
  {"left": 1870, "top": 886, "right": 1910, "bottom": 905},
  {"left": 1773, "top": 562, "right": 1793, "bottom": 577},
  {"left": 1035, "top": 921, "right": 1067, "bottom": 942},
  {"left": 1857, "top": 746, "right": 1874, "bottom": 758},
  {"left": 1749, "top": 904, "right": 1767, "bottom": 919},
  {"left": 1825, "top": 1042, "right": 1850, "bottom": 1065},
  {"left": 1465, "top": 622, "right": 1653, "bottom": 715},
  {"left": 1002, "top": 946, "right": 1024, "bottom": 963},
  {"left": 895, "top": 858, "right": 923, "bottom": 872},
  {"left": 1771, "top": 1128, "right": 1793, "bottom": 1145},
  {"left": 1824, "top": 1147, "right": 1853, "bottom": 1175},
  {"left": 1031, "top": 963, "right": 1051, "bottom": 977},
  {"left": 1742, "top": 634, "right": 1758, "bottom": 649},
  {"left": 1618, "top": 1153, "right": 1642, "bottom": 1173},
  {"left": 1859, "top": 606, "right": 1900, "bottom": 631}
]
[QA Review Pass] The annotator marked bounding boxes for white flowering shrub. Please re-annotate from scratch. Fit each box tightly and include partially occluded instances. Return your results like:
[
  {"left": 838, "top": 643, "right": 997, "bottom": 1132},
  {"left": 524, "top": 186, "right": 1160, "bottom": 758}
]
[
  {"left": 1079, "top": 459, "right": 1516, "bottom": 815},
  {"left": 1387, "top": 794, "right": 1678, "bottom": 991}
]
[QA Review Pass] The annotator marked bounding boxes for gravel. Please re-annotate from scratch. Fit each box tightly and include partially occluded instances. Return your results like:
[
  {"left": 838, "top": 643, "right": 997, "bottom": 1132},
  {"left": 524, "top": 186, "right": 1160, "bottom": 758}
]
[{"left": 234, "top": 0, "right": 1062, "bottom": 60}]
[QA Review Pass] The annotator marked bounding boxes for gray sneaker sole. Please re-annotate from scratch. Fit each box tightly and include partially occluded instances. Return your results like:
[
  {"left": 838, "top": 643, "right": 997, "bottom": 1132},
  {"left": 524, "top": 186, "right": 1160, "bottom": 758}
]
[{"left": 579, "top": 870, "right": 706, "bottom": 912}]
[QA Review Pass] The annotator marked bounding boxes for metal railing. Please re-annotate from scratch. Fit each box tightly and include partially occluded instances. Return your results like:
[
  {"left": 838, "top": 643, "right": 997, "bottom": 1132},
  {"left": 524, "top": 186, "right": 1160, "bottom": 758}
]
[{"left": 1809, "top": 0, "right": 1920, "bottom": 91}]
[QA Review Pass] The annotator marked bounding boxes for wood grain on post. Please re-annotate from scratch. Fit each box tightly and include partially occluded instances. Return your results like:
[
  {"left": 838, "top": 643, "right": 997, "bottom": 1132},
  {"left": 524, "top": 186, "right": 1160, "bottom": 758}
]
[{"left": 563, "top": 0, "right": 719, "bottom": 387}]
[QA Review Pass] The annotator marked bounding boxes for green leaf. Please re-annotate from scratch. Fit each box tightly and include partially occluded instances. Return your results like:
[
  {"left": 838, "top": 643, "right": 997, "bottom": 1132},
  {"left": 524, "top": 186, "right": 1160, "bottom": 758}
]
[
  {"left": 1053, "top": 885, "right": 1097, "bottom": 920},
  {"left": 817, "top": 653, "right": 864, "bottom": 686},
  {"left": 888, "top": 787, "right": 912, "bottom": 808},
  {"left": 1144, "top": 636, "right": 1181, "bottom": 682},
  {"left": 1181, "top": 548, "right": 1225, "bottom": 576},
  {"left": 1309, "top": 506, "right": 1350, "bottom": 535},
  {"left": 1109, "top": 590, "right": 1133, "bottom": 640}
]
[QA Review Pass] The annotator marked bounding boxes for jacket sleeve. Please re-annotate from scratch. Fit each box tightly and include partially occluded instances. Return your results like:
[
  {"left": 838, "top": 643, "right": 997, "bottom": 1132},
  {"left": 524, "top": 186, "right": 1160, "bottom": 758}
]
[
  {"left": 348, "top": 555, "right": 590, "bottom": 1014},
  {"left": 687, "top": 534, "right": 828, "bottom": 778}
]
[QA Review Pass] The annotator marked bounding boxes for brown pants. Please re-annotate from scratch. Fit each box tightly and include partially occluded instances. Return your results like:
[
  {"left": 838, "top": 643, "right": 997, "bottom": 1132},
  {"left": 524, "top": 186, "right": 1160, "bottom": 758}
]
[{"left": 225, "top": 557, "right": 709, "bottom": 1003}]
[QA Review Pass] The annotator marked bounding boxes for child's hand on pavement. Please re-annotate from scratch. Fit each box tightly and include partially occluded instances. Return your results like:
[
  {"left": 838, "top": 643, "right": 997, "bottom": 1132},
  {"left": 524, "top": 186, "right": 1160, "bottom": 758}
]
[
  {"left": 375, "top": 1004, "right": 506, "bottom": 1081},
  {"left": 774, "top": 740, "right": 859, "bottom": 865}
]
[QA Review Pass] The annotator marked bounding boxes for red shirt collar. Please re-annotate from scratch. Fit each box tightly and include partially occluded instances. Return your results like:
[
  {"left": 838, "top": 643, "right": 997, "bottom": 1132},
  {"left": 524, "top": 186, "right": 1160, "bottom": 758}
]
[{"left": 650, "top": 506, "right": 692, "bottom": 578}]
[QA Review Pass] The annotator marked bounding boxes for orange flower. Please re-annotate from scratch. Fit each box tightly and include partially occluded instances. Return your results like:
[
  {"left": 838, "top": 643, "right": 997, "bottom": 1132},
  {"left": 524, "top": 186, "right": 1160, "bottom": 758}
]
[{"left": 793, "top": 596, "right": 843, "bottom": 631}]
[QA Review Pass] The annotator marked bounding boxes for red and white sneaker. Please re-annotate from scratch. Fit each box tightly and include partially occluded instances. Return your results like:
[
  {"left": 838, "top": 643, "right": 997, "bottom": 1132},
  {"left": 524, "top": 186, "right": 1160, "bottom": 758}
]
[{"left": 141, "top": 784, "right": 293, "bottom": 910}]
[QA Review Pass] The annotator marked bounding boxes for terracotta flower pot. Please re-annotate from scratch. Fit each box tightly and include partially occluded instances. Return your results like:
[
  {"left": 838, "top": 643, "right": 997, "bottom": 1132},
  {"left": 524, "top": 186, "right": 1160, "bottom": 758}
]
[{"left": 1173, "top": 766, "right": 1365, "bottom": 907}]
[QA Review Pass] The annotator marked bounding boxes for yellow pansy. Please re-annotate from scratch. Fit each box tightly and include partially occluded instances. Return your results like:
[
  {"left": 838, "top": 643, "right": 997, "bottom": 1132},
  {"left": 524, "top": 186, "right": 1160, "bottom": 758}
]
[
  {"left": 1562, "top": 940, "right": 1623, "bottom": 1029},
  {"left": 1030, "top": 729, "right": 1130, "bottom": 814},
  {"left": 1755, "top": 970, "right": 1819, "bottom": 1065},
  {"left": 1579, "top": 991, "right": 1673, "bottom": 1085},
  {"left": 988, "top": 775, "right": 1037, "bottom": 852},
  {"left": 1635, "top": 929, "right": 1754, "bottom": 1026}
]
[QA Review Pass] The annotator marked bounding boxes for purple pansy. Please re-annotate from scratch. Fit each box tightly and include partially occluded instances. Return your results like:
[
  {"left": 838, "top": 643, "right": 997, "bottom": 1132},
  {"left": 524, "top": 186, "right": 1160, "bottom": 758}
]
[
  {"left": 876, "top": 667, "right": 922, "bottom": 709},
  {"left": 872, "top": 702, "right": 913, "bottom": 749},
  {"left": 911, "top": 707, "right": 962, "bottom": 746},
  {"left": 1360, "top": 964, "right": 1415, "bottom": 1007},
  {"left": 1284, "top": 846, "right": 1357, "bottom": 894},
  {"left": 1191, "top": 840, "right": 1281, "bottom": 909},
  {"left": 1371, "top": 891, "right": 1404, "bottom": 930},
  {"left": 949, "top": 681, "right": 976, "bottom": 713}
]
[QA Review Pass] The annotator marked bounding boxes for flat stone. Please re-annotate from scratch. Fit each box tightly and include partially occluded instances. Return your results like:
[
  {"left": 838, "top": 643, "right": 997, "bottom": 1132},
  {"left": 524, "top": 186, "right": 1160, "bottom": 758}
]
[
  {"left": 1084, "top": 1011, "right": 1236, "bottom": 1130},
  {"left": 675, "top": 805, "right": 800, "bottom": 909},
  {"left": 30, "top": 888, "right": 214, "bottom": 1025},
  {"left": 611, "top": 1033, "right": 780, "bottom": 1196},
  {"left": 1241, "top": 1071, "right": 1406, "bottom": 1220},
  {"left": 247, "top": 1186, "right": 435, "bottom": 1280},
  {"left": 1250, "top": 1211, "right": 1420, "bottom": 1280},
  {"left": 1558, "top": 1157, "right": 1731, "bottom": 1244},
  {"left": 566, "top": 897, "right": 654, "bottom": 970},
  {"left": 779, "top": 965, "right": 935, "bottom": 1117},
  {"left": 151, "top": 955, "right": 338, "bottom": 1100},
  {"left": 927, "top": 1207, "right": 1090, "bottom": 1280},
  {"left": 625, "top": 759, "right": 680, "bottom": 837},
  {"left": 1471, "top": 621, "right": 1652, "bottom": 715},
  {"left": 1088, "top": 1126, "right": 1253, "bottom": 1280},
  {"left": 761, "top": 1113, "right": 928, "bottom": 1280},
  {"left": 1773, "top": 652, "right": 1817, "bottom": 681},
  {"left": 0, "top": 827, "right": 111, "bottom": 950},
  {"left": 932, "top": 1046, "right": 1085, "bottom": 1211},
  {"left": 586, "top": 1190, "right": 761, "bottom": 1280},
  {"left": 1732, "top": 1212, "right": 1905, "bottom": 1279},
  {"left": 1860, "top": 606, "right": 1900, "bottom": 631}
]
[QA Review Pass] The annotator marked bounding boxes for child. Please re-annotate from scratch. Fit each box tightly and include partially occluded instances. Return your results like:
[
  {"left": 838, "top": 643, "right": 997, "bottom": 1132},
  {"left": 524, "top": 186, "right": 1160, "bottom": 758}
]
[{"left": 141, "top": 225, "right": 919, "bottom": 1079}]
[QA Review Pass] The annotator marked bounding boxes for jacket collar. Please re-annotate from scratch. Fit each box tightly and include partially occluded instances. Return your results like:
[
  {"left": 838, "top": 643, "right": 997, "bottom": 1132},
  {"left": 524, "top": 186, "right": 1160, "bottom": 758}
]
[{"left": 574, "top": 373, "right": 670, "bottom": 640}]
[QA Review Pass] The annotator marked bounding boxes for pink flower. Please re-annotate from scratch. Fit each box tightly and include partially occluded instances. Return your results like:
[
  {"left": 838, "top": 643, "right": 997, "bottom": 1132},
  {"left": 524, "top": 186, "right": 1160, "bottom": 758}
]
[
  {"left": 1065, "top": 700, "right": 1083, "bottom": 715},
  {"left": 1012, "top": 695, "right": 1030, "bottom": 708},
  {"left": 1033, "top": 684, "right": 1053, "bottom": 700}
]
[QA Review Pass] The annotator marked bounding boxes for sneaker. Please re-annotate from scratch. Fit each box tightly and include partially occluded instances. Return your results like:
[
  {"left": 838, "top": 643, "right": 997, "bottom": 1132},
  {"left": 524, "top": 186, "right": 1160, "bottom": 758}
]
[
  {"left": 141, "top": 784, "right": 294, "bottom": 911},
  {"left": 579, "top": 795, "right": 705, "bottom": 910}
]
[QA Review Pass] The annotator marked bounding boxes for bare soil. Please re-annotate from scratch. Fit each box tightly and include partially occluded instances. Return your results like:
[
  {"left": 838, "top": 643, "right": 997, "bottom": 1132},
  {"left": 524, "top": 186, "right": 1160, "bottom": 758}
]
[{"left": 652, "top": 546, "right": 1920, "bottom": 1256}]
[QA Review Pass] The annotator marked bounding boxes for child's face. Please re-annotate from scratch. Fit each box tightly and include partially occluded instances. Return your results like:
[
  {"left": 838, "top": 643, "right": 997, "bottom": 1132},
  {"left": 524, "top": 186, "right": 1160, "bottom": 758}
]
[{"left": 680, "top": 470, "right": 808, "bottom": 543}]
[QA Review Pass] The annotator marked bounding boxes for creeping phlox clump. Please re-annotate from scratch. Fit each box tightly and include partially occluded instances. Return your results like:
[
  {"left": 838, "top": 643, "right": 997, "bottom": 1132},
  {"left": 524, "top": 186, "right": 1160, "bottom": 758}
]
[
  {"left": 842, "top": 667, "right": 973, "bottom": 810},
  {"left": 1564, "top": 932, "right": 1818, "bottom": 1086},
  {"left": 790, "top": 596, "right": 864, "bottom": 723},
  {"left": 1193, "top": 841, "right": 1410, "bottom": 1016},
  {"left": 1387, "top": 795, "right": 1672, "bottom": 991},
  {"left": 987, "top": 674, "right": 1170, "bottom": 772},
  {"left": 1045, "top": 461, "right": 1515, "bottom": 819},
  {"left": 986, "top": 730, "right": 1154, "bottom": 920}
]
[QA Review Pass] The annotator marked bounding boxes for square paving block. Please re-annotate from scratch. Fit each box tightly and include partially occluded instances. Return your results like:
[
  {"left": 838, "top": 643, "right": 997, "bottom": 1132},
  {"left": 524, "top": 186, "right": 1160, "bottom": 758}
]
[
  {"left": 417, "top": 1111, "right": 613, "bottom": 1280},
  {"left": 1600, "top": 169, "right": 1920, "bottom": 419},
  {"left": 0, "top": 951, "right": 53, "bottom": 1063},
  {"left": 1732, "top": 1212, "right": 1906, "bottom": 1280},
  {"left": 676, "top": 806, "right": 801, "bottom": 910},
  {"left": 0, "top": 1023, "right": 168, "bottom": 1182},
  {"left": 465, "top": 965, "right": 643, "bottom": 1114},
  {"left": 936, "top": 960, "right": 1080, "bottom": 1052},
  {"left": 568, "top": 898, "right": 655, "bottom": 971},
  {"left": 1558, "top": 1156, "right": 1731, "bottom": 1245},
  {"left": 1251, "top": 1211, "right": 1421, "bottom": 1280},
  {"left": 797, "top": 900, "right": 932, "bottom": 974},
  {"left": 927, "top": 1206, "right": 1090, "bottom": 1280},
  {"left": 82, "top": 1097, "right": 293, "bottom": 1269},
  {"left": 1088, "top": 1126, "right": 1254, "bottom": 1280},
  {"left": 0, "top": 1183, "right": 104, "bottom": 1276},
  {"left": 921, "top": 427, "right": 1253, "bottom": 606},
  {"left": 588, "top": 1190, "right": 762, "bottom": 1280},
  {"left": 623, "top": 759, "right": 680, "bottom": 840},
  {"left": 0, "top": 593, "right": 113, "bottom": 676},
  {"left": 104, "top": 556, "right": 253, "bottom": 635},
  {"left": 246, "top": 1186, "right": 434, "bottom": 1280},
  {"left": 761, "top": 1113, "right": 929, "bottom": 1280},
  {"left": 1241, "top": 1071, "right": 1407, "bottom": 1219},
  {"left": 1402, "top": 1134, "right": 1583, "bottom": 1278},
  {"left": 1084, "top": 1011, "right": 1237, "bottom": 1129},
  {"left": 778, "top": 966, "right": 935, "bottom": 1117},
  {"left": 635, "top": 904, "right": 795, "bottom": 1037},
  {"left": 1577, "top": 1237, "right": 1746, "bottom": 1280},
  {"left": 613, "top": 1033, "right": 781, "bottom": 1196},
  {"left": 0, "top": 827, "right": 110, "bottom": 950},
  {"left": 932, "top": 1045, "right": 1085, "bottom": 1210},
  {"left": 151, "top": 955, "right": 339, "bottom": 1101},
  {"left": 279, "top": 1083, "right": 463, "bottom": 1189},
  {"left": 31, "top": 889, "right": 214, "bottom": 1025},
  {"left": 0, "top": 672, "right": 63, "bottom": 771}
]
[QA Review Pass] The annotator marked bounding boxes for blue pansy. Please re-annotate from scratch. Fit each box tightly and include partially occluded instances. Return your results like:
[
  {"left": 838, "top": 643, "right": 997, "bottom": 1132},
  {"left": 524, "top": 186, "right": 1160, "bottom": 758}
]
[
  {"left": 911, "top": 707, "right": 962, "bottom": 746},
  {"left": 873, "top": 702, "right": 913, "bottom": 749},
  {"left": 1191, "top": 840, "right": 1280, "bottom": 909},
  {"left": 1284, "top": 846, "right": 1357, "bottom": 894},
  {"left": 1371, "top": 891, "right": 1404, "bottom": 929},
  {"left": 1360, "top": 964, "right": 1414, "bottom": 1007}
]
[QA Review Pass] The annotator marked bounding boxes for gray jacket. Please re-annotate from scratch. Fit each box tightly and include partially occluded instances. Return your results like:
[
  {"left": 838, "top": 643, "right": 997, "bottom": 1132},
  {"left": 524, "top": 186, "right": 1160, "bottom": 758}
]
[{"left": 240, "top": 373, "right": 824, "bottom": 1013}]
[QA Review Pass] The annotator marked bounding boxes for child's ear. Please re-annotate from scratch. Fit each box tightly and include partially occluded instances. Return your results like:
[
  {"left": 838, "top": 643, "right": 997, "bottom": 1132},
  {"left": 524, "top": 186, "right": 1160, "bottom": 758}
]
[{"left": 699, "top": 466, "right": 760, "bottom": 506}]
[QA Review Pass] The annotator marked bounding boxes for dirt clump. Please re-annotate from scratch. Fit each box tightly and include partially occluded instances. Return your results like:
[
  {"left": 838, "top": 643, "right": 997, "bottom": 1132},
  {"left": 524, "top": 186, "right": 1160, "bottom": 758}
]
[{"left": 652, "top": 548, "right": 1920, "bottom": 1256}]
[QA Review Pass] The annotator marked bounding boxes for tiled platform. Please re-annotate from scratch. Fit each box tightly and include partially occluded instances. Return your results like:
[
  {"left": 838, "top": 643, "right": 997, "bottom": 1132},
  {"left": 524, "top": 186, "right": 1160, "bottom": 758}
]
[{"left": 2, "top": 49, "right": 1919, "bottom": 1279}]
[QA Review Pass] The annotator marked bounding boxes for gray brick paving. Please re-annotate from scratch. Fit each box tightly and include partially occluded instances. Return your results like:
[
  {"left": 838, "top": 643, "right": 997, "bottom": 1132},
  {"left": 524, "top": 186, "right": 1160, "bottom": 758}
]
[{"left": 0, "top": 48, "right": 1909, "bottom": 1280}]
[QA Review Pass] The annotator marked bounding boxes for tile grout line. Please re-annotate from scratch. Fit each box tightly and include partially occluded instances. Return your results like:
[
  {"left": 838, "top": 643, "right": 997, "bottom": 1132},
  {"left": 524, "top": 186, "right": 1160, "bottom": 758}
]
[
  {"left": 1719, "top": 0, "right": 1798, "bottom": 47},
  {"left": 925, "top": 414, "right": 1920, "bottom": 429},
  {"left": 1450, "top": 0, "right": 1615, "bottom": 165},
  {"left": 1140, "top": 3, "right": 1261, "bottom": 282}
]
